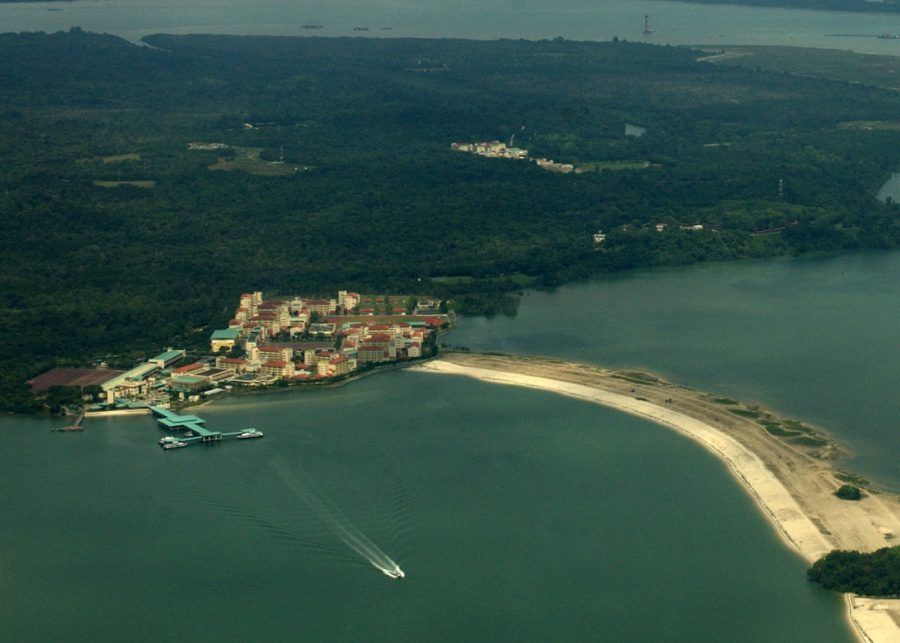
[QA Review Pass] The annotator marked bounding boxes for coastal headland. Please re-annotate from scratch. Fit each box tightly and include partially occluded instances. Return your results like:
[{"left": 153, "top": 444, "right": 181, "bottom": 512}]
[{"left": 412, "top": 353, "right": 900, "bottom": 643}]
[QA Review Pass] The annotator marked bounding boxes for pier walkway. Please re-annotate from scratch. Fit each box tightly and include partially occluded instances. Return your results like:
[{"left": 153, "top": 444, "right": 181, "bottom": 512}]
[{"left": 149, "top": 406, "right": 255, "bottom": 444}]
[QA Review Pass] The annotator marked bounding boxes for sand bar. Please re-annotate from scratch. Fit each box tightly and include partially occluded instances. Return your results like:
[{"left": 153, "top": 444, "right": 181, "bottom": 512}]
[{"left": 412, "top": 353, "right": 900, "bottom": 643}]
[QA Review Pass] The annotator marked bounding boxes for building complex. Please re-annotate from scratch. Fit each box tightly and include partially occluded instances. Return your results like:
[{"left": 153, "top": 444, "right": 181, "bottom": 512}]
[
  {"left": 74, "top": 290, "right": 447, "bottom": 410},
  {"left": 451, "top": 140, "right": 575, "bottom": 173}
]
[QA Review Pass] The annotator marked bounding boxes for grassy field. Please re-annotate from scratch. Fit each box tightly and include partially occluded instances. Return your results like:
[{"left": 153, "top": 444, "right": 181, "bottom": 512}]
[
  {"left": 77, "top": 152, "right": 141, "bottom": 164},
  {"left": 356, "top": 294, "right": 417, "bottom": 313},
  {"left": 696, "top": 45, "right": 900, "bottom": 90},
  {"left": 208, "top": 147, "right": 302, "bottom": 176},
  {"left": 578, "top": 160, "right": 649, "bottom": 172},
  {"left": 840, "top": 120, "right": 900, "bottom": 131},
  {"left": 431, "top": 273, "right": 535, "bottom": 286},
  {"left": 100, "top": 153, "right": 141, "bottom": 163},
  {"left": 93, "top": 180, "right": 156, "bottom": 188}
]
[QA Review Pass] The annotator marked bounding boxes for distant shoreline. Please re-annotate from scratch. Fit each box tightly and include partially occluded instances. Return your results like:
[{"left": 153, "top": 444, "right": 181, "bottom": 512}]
[{"left": 412, "top": 353, "right": 900, "bottom": 643}]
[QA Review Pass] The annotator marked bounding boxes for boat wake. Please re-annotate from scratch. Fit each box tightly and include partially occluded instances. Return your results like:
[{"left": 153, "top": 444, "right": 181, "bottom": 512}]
[
  {"left": 189, "top": 488, "right": 351, "bottom": 563},
  {"left": 274, "top": 458, "right": 405, "bottom": 580}
]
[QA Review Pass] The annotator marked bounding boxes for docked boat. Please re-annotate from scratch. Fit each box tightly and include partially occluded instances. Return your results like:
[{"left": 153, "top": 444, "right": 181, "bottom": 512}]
[
  {"left": 161, "top": 440, "right": 187, "bottom": 449},
  {"left": 237, "top": 429, "right": 264, "bottom": 439},
  {"left": 159, "top": 436, "right": 180, "bottom": 444}
]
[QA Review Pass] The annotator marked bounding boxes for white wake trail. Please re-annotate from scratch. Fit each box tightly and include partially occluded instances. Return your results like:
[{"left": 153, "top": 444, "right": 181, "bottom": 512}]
[{"left": 274, "top": 459, "right": 405, "bottom": 579}]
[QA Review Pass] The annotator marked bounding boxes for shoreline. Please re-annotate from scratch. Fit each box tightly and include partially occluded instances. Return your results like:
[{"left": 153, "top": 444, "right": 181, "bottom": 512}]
[{"left": 411, "top": 353, "right": 900, "bottom": 643}]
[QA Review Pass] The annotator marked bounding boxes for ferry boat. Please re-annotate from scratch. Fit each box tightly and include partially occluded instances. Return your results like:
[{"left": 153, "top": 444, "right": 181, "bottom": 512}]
[{"left": 237, "top": 428, "right": 264, "bottom": 439}]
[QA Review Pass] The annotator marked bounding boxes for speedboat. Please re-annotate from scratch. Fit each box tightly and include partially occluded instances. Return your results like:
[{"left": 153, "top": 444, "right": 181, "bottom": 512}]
[
  {"left": 237, "top": 429, "right": 264, "bottom": 439},
  {"left": 381, "top": 566, "right": 405, "bottom": 580}
]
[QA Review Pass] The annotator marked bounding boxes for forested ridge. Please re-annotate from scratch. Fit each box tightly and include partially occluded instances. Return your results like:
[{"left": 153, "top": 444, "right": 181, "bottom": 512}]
[{"left": 1, "top": 29, "right": 899, "bottom": 411}]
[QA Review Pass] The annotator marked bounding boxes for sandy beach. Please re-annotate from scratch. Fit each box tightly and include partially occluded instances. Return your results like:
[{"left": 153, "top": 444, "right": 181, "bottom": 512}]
[{"left": 412, "top": 353, "right": 900, "bottom": 643}]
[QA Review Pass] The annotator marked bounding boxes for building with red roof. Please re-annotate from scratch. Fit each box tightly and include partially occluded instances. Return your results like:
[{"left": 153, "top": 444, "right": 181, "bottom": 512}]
[
  {"left": 358, "top": 344, "right": 390, "bottom": 364},
  {"left": 172, "top": 363, "right": 204, "bottom": 375},
  {"left": 216, "top": 356, "right": 248, "bottom": 373},
  {"left": 260, "top": 360, "right": 295, "bottom": 379},
  {"left": 328, "top": 354, "right": 352, "bottom": 377}
]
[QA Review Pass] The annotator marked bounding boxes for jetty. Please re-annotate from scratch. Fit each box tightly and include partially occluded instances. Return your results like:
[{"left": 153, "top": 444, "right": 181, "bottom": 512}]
[
  {"left": 149, "top": 406, "right": 262, "bottom": 447},
  {"left": 52, "top": 412, "right": 85, "bottom": 432}
]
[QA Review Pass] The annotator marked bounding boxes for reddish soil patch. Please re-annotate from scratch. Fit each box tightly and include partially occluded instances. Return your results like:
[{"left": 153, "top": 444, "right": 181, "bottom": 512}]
[{"left": 28, "top": 368, "right": 124, "bottom": 393}]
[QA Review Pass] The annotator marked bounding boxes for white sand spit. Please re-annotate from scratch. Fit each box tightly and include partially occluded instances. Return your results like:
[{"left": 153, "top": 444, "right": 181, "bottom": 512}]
[{"left": 412, "top": 354, "right": 900, "bottom": 643}]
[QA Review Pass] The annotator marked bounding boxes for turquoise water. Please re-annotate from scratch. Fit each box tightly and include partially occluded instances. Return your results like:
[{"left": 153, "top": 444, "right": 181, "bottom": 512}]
[
  {"left": 0, "top": 374, "right": 851, "bottom": 641},
  {"left": 448, "top": 251, "right": 900, "bottom": 489},
  {"left": 1, "top": 0, "right": 899, "bottom": 54}
]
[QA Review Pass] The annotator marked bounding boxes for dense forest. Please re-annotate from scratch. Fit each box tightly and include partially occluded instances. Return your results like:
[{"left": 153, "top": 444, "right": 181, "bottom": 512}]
[
  {"left": 0, "top": 30, "right": 899, "bottom": 412},
  {"left": 808, "top": 547, "right": 900, "bottom": 596}
]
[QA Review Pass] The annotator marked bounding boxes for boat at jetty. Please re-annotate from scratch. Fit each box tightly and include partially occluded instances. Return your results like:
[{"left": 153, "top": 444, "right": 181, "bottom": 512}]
[
  {"left": 150, "top": 406, "right": 265, "bottom": 446},
  {"left": 161, "top": 441, "right": 187, "bottom": 450}
]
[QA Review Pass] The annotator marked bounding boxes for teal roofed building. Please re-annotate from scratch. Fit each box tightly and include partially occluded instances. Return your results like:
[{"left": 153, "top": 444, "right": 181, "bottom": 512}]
[
  {"left": 169, "top": 374, "right": 210, "bottom": 393},
  {"left": 149, "top": 349, "right": 186, "bottom": 368},
  {"left": 210, "top": 328, "right": 241, "bottom": 352},
  {"left": 101, "top": 362, "right": 160, "bottom": 403}
]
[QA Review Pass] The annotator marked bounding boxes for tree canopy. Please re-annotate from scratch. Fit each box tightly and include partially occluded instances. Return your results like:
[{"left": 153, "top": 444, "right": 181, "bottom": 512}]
[
  {"left": 0, "top": 30, "right": 899, "bottom": 411},
  {"left": 808, "top": 547, "right": 900, "bottom": 597}
]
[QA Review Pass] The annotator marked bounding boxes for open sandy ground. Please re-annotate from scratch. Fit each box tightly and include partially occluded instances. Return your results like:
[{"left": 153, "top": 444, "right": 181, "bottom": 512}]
[{"left": 411, "top": 353, "right": 900, "bottom": 643}]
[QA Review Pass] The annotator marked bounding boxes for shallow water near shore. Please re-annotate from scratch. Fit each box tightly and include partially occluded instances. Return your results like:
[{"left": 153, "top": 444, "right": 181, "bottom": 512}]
[
  {"left": 0, "top": 373, "right": 851, "bottom": 641},
  {"left": 448, "top": 250, "right": 900, "bottom": 489}
]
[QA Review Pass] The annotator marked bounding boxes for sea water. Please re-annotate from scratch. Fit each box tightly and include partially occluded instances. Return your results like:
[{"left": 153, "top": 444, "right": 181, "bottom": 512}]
[
  {"left": 0, "top": 373, "right": 852, "bottom": 641},
  {"left": 448, "top": 250, "right": 900, "bottom": 489},
  {"left": 0, "top": 0, "right": 898, "bottom": 55}
]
